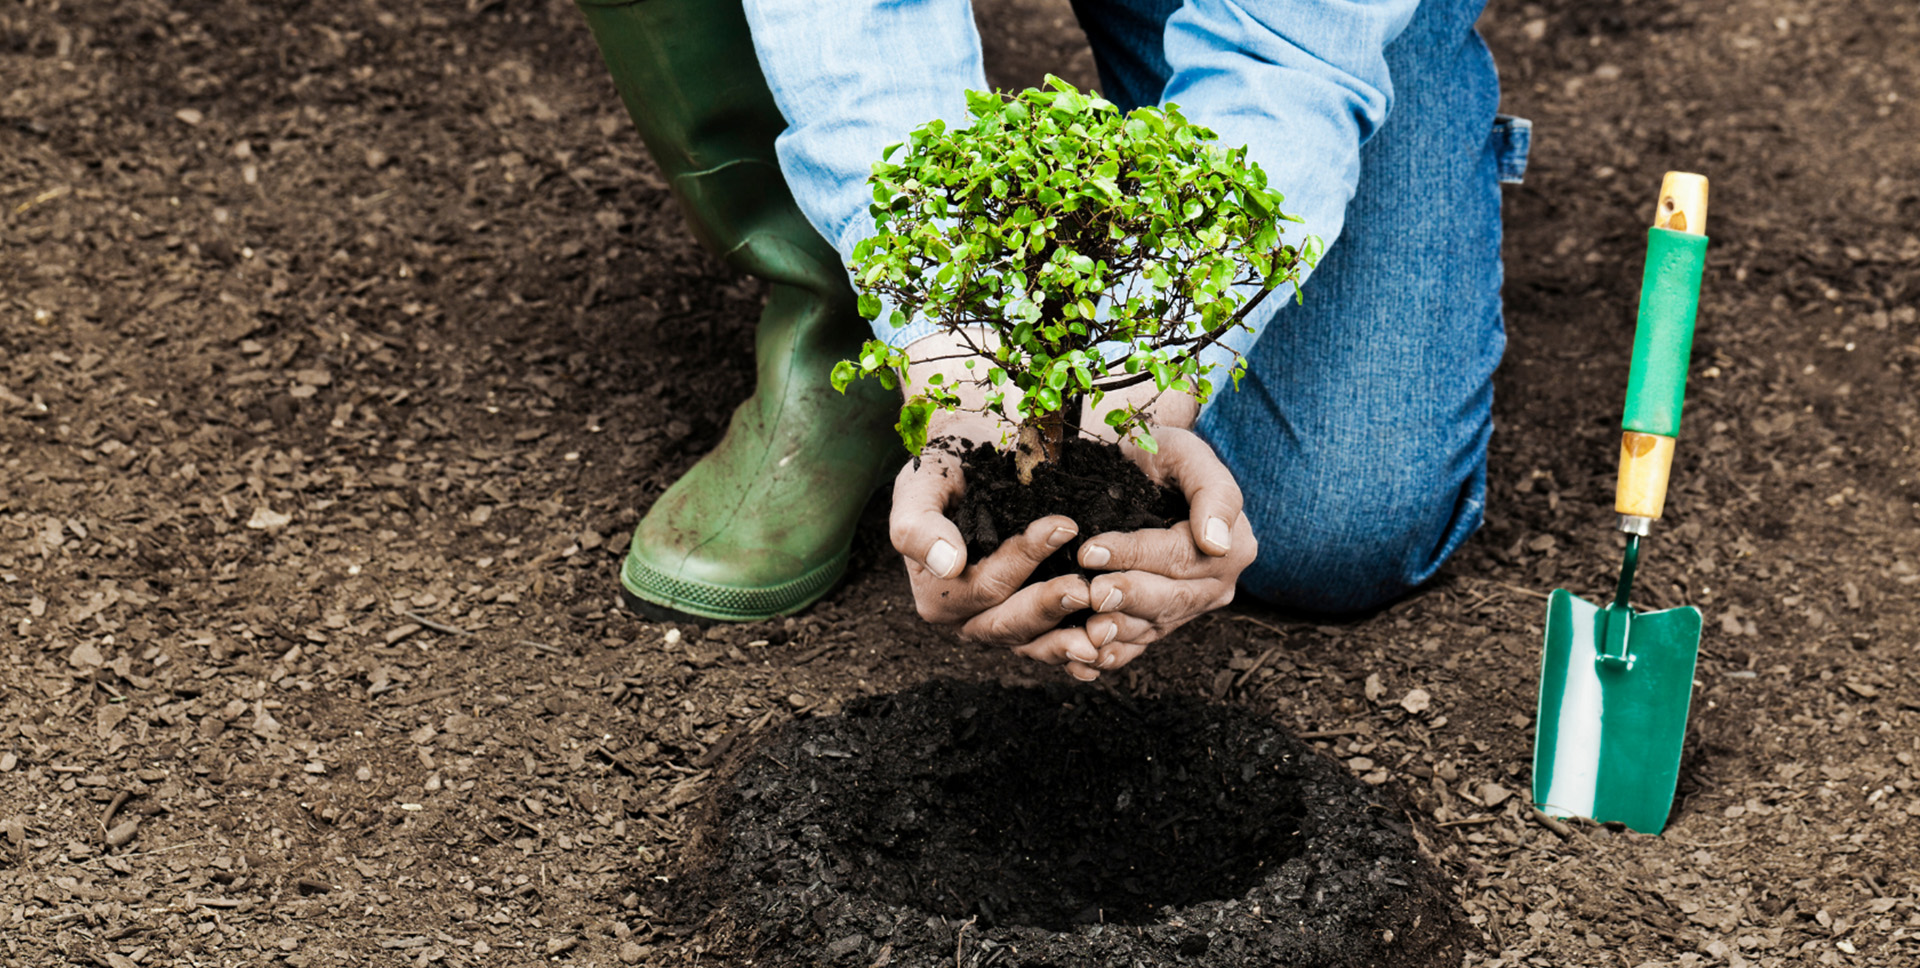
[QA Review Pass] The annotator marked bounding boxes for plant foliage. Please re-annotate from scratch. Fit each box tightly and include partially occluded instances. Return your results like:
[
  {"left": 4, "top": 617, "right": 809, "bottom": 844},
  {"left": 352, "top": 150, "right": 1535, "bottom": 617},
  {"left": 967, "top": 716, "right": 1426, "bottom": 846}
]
[{"left": 832, "top": 76, "right": 1318, "bottom": 457}]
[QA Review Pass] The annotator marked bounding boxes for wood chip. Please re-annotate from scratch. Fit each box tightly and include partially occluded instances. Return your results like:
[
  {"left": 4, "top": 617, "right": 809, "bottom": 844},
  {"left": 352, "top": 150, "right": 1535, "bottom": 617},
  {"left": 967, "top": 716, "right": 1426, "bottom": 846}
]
[
  {"left": 187, "top": 896, "right": 248, "bottom": 909},
  {"left": 402, "top": 611, "right": 471, "bottom": 636},
  {"left": 1481, "top": 782, "right": 1514, "bottom": 808},
  {"left": 1399, "top": 688, "right": 1433, "bottom": 714},
  {"left": 789, "top": 644, "right": 833, "bottom": 665},
  {"left": 1531, "top": 808, "right": 1576, "bottom": 840},
  {"left": 101, "top": 790, "right": 131, "bottom": 828},
  {"left": 245, "top": 507, "right": 292, "bottom": 530},
  {"left": 1233, "top": 647, "right": 1280, "bottom": 689},
  {"left": 104, "top": 818, "right": 140, "bottom": 848}
]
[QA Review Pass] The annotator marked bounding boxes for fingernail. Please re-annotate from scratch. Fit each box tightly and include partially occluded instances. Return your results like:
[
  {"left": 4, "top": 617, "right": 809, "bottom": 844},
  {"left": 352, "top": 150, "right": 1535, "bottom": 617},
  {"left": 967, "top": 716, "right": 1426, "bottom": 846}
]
[
  {"left": 1071, "top": 666, "right": 1100, "bottom": 682},
  {"left": 1099, "top": 623, "right": 1119, "bottom": 646},
  {"left": 1067, "top": 641, "right": 1099, "bottom": 663},
  {"left": 1099, "top": 653, "right": 1117, "bottom": 669},
  {"left": 1083, "top": 545, "right": 1111, "bottom": 568},
  {"left": 1205, "top": 516, "right": 1232, "bottom": 552},
  {"left": 1098, "top": 588, "right": 1123, "bottom": 612},
  {"left": 1061, "top": 594, "right": 1086, "bottom": 611},
  {"left": 926, "top": 539, "right": 959, "bottom": 579},
  {"left": 1047, "top": 526, "right": 1077, "bottom": 548}
]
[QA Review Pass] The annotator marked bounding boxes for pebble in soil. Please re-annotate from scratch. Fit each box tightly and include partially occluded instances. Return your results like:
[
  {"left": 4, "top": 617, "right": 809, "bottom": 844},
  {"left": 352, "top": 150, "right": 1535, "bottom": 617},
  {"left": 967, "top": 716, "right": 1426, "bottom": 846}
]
[{"left": 691, "top": 679, "right": 1464, "bottom": 967}]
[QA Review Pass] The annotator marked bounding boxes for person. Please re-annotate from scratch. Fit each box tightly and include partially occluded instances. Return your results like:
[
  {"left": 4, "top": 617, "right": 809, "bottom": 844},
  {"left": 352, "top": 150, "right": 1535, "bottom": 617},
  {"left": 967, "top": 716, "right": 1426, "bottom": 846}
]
[{"left": 574, "top": 0, "right": 1529, "bottom": 680}]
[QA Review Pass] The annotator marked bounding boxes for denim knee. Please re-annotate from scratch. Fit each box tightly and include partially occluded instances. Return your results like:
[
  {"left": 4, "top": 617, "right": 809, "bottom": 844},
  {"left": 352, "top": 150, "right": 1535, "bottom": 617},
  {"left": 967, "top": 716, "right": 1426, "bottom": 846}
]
[{"left": 1230, "top": 435, "right": 1489, "bottom": 616}]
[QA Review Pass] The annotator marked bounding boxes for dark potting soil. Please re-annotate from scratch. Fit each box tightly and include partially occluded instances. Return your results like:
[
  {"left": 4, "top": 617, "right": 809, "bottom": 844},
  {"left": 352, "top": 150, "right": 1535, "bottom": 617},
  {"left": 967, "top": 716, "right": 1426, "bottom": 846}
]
[
  {"left": 943, "top": 436, "right": 1187, "bottom": 582},
  {"left": 689, "top": 680, "right": 1465, "bottom": 968}
]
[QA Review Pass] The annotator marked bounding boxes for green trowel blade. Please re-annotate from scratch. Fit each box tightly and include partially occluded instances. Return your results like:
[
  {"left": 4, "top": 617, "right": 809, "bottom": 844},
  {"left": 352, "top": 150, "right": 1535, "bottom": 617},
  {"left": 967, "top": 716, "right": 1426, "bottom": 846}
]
[{"left": 1533, "top": 589, "right": 1702, "bottom": 834}]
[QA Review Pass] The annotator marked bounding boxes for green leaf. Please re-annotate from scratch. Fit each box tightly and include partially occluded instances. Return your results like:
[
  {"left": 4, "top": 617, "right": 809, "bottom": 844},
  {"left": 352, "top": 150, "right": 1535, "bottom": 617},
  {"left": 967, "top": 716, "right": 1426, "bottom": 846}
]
[
  {"left": 830, "top": 360, "right": 857, "bottom": 394},
  {"left": 1130, "top": 426, "right": 1159, "bottom": 454},
  {"left": 896, "top": 396, "right": 934, "bottom": 454},
  {"left": 1149, "top": 359, "right": 1172, "bottom": 391}
]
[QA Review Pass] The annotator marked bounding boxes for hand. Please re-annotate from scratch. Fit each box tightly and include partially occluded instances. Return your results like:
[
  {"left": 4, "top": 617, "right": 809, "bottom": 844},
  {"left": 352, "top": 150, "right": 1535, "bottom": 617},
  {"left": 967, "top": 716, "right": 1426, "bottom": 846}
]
[
  {"left": 1077, "top": 424, "right": 1256, "bottom": 674},
  {"left": 889, "top": 412, "right": 1105, "bottom": 681}
]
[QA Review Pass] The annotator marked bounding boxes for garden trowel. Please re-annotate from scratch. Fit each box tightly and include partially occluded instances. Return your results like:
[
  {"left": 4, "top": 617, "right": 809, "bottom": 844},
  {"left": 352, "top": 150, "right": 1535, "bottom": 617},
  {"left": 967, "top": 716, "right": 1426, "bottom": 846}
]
[{"left": 1533, "top": 173, "right": 1709, "bottom": 835}]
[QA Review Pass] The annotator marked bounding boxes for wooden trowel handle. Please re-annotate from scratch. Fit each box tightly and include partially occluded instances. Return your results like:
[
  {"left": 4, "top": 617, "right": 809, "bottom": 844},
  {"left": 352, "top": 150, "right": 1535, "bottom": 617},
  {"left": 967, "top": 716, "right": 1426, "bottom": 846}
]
[
  {"left": 1651, "top": 173, "right": 1708, "bottom": 234},
  {"left": 1616, "top": 173, "right": 1709, "bottom": 534}
]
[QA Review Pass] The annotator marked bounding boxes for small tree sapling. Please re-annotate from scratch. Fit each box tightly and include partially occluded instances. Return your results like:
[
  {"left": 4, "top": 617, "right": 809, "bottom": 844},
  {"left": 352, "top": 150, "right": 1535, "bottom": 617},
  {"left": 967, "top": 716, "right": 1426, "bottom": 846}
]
[{"left": 832, "top": 76, "right": 1317, "bottom": 484}]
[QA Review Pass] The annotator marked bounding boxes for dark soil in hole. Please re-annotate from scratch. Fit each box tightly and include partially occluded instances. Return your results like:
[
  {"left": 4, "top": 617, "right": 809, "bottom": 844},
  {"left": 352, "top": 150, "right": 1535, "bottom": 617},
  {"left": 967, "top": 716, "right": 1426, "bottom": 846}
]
[
  {"left": 693, "top": 680, "right": 1464, "bottom": 967},
  {"left": 945, "top": 436, "right": 1186, "bottom": 582}
]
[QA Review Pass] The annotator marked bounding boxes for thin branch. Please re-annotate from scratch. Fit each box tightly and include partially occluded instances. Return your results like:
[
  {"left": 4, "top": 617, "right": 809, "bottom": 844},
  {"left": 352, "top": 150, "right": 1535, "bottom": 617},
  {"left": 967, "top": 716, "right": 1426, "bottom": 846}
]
[
  {"left": 1091, "top": 281, "right": 1279, "bottom": 392},
  {"left": 952, "top": 327, "right": 990, "bottom": 360},
  {"left": 906, "top": 351, "right": 996, "bottom": 366}
]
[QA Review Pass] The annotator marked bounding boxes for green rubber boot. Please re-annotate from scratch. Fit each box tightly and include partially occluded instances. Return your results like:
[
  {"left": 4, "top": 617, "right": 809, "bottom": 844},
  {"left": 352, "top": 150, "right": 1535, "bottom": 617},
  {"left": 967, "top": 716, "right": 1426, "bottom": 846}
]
[{"left": 577, "top": 0, "right": 902, "bottom": 622}]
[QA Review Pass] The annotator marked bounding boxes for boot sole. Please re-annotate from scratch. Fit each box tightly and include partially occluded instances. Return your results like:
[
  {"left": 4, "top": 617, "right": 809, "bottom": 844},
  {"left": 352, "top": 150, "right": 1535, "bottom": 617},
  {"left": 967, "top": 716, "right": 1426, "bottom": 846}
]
[{"left": 618, "top": 546, "right": 850, "bottom": 624}]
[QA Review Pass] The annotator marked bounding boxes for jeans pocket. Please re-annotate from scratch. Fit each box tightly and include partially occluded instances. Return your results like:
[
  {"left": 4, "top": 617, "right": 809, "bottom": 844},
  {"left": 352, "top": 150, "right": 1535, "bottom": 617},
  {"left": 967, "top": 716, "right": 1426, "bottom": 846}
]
[{"left": 1492, "top": 114, "right": 1532, "bottom": 185}]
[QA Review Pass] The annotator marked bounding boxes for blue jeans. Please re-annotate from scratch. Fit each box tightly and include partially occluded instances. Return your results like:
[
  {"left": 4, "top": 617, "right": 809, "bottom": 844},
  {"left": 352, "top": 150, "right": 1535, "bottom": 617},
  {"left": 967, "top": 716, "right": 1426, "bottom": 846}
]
[{"left": 1074, "top": 0, "right": 1529, "bottom": 613}]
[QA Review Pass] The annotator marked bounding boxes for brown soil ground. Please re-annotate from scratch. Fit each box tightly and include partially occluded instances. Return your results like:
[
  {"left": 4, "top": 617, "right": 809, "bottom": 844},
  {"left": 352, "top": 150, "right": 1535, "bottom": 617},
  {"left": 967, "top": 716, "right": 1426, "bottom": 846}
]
[{"left": 3, "top": 0, "right": 1917, "bottom": 966}]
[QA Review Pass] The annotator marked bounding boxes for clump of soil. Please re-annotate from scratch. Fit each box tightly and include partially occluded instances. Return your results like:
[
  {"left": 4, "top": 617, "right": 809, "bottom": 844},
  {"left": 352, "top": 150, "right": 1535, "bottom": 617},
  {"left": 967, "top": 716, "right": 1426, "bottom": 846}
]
[
  {"left": 944, "top": 436, "right": 1186, "bottom": 581},
  {"left": 692, "top": 680, "right": 1464, "bottom": 967}
]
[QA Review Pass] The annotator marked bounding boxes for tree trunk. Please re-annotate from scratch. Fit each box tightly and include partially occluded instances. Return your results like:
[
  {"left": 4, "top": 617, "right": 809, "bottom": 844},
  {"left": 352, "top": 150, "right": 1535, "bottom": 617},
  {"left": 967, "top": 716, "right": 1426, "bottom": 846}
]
[{"left": 1013, "top": 411, "right": 1067, "bottom": 486}]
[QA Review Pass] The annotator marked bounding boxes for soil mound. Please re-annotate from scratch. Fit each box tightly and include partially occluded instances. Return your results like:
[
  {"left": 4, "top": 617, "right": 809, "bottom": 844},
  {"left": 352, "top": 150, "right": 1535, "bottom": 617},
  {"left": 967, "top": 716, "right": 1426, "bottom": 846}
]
[{"left": 692, "top": 680, "right": 1463, "bottom": 967}]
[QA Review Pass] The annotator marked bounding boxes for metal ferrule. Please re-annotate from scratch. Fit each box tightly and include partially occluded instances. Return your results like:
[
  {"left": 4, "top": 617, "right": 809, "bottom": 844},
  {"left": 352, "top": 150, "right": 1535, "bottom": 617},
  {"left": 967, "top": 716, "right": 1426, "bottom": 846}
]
[{"left": 1616, "top": 514, "right": 1654, "bottom": 536}]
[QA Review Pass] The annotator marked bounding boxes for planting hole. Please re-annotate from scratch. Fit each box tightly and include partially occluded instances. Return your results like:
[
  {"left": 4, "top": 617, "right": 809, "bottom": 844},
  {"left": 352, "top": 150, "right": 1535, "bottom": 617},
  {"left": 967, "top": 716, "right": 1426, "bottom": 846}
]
[
  {"left": 823, "top": 685, "right": 1302, "bottom": 929},
  {"left": 701, "top": 680, "right": 1465, "bottom": 967}
]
